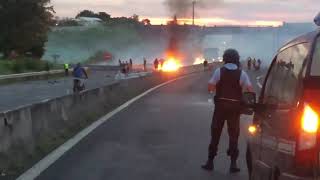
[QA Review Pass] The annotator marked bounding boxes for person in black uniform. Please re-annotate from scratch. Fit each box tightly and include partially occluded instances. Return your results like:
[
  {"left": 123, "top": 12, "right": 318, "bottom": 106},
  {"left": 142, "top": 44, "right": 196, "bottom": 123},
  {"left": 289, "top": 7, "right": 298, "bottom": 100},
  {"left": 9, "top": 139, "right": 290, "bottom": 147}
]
[{"left": 202, "top": 49, "right": 253, "bottom": 173}]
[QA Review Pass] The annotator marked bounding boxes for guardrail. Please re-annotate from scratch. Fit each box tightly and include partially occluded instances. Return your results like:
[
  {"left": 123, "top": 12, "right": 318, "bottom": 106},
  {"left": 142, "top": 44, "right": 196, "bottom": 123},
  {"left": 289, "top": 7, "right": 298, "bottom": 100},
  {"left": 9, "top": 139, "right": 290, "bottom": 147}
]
[
  {"left": 0, "top": 70, "right": 65, "bottom": 80},
  {"left": 0, "top": 67, "right": 92, "bottom": 84}
]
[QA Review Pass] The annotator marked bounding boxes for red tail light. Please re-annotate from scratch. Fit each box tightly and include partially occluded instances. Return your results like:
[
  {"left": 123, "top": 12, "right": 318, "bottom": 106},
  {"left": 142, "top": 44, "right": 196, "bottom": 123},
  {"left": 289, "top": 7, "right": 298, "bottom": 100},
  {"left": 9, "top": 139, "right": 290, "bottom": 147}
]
[
  {"left": 298, "top": 104, "right": 319, "bottom": 150},
  {"left": 301, "top": 105, "right": 319, "bottom": 133},
  {"left": 295, "top": 103, "right": 319, "bottom": 174}
]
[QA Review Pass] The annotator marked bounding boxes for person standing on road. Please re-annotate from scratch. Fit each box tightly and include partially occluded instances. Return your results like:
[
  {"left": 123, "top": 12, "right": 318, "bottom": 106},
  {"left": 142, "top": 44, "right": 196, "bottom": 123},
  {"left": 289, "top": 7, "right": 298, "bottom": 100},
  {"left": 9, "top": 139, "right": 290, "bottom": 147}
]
[
  {"left": 252, "top": 58, "right": 256, "bottom": 69},
  {"left": 247, "top": 57, "right": 252, "bottom": 70},
  {"left": 154, "top": 58, "right": 159, "bottom": 70},
  {"left": 129, "top": 59, "right": 133, "bottom": 71},
  {"left": 256, "top": 59, "right": 262, "bottom": 71},
  {"left": 64, "top": 63, "right": 69, "bottom": 76},
  {"left": 203, "top": 59, "right": 208, "bottom": 71},
  {"left": 202, "top": 49, "right": 253, "bottom": 173},
  {"left": 119, "top": 59, "right": 122, "bottom": 67},
  {"left": 143, "top": 58, "right": 147, "bottom": 71}
]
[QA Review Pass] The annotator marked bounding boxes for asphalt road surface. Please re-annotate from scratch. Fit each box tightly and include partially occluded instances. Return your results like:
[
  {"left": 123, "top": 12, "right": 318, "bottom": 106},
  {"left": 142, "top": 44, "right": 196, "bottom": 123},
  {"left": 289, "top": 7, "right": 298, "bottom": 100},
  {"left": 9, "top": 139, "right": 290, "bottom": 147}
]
[
  {"left": 35, "top": 71, "right": 255, "bottom": 180},
  {"left": 0, "top": 70, "right": 118, "bottom": 112}
]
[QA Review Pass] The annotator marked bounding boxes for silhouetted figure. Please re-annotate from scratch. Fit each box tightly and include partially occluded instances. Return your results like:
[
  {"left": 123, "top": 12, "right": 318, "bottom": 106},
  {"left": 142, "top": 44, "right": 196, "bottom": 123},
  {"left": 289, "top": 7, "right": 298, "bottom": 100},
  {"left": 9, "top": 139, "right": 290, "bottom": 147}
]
[
  {"left": 252, "top": 58, "right": 256, "bottom": 69},
  {"left": 64, "top": 63, "right": 69, "bottom": 76},
  {"left": 247, "top": 57, "right": 252, "bottom": 70},
  {"left": 160, "top": 58, "right": 165, "bottom": 69},
  {"left": 129, "top": 59, "right": 133, "bottom": 70},
  {"left": 119, "top": 59, "right": 122, "bottom": 67},
  {"left": 154, "top": 58, "right": 159, "bottom": 70},
  {"left": 255, "top": 59, "right": 261, "bottom": 71},
  {"left": 143, "top": 58, "right": 147, "bottom": 71},
  {"left": 204, "top": 59, "right": 208, "bottom": 71}
]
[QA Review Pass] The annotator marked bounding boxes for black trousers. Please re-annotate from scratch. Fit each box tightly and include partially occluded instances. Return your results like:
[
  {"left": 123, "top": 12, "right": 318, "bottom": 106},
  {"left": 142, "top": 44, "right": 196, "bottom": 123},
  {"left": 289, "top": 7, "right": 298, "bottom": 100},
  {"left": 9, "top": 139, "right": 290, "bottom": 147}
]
[{"left": 208, "top": 104, "right": 240, "bottom": 161}]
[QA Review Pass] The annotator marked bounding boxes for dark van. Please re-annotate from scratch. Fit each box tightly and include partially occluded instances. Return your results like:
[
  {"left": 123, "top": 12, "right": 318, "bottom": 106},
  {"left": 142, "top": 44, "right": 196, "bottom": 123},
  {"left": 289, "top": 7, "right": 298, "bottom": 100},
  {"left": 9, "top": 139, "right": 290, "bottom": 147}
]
[{"left": 245, "top": 28, "right": 320, "bottom": 180}]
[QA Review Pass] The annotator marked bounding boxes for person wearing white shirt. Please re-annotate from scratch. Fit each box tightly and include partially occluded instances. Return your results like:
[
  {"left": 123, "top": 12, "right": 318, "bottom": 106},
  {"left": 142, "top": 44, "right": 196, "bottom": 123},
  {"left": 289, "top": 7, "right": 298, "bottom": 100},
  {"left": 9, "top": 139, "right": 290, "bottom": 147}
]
[{"left": 202, "top": 49, "right": 253, "bottom": 173}]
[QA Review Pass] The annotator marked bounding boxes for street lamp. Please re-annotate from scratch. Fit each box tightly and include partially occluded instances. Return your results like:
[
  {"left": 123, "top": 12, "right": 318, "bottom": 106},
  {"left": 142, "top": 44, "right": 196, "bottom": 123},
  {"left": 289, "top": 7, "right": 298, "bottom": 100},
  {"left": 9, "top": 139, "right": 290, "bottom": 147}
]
[{"left": 192, "top": 1, "right": 196, "bottom": 26}]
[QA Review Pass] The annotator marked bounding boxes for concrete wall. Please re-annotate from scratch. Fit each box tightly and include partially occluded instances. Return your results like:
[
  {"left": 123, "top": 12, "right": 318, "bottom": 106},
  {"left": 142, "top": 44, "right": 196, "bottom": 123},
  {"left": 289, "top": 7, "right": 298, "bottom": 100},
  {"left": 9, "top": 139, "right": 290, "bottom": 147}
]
[{"left": 0, "top": 65, "right": 203, "bottom": 171}]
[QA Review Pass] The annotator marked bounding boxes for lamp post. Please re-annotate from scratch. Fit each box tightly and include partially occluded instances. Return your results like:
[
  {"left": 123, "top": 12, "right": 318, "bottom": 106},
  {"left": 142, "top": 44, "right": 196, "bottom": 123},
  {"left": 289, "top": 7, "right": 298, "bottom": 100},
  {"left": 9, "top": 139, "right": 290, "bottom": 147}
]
[{"left": 192, "top": 1, "right": 196, "bottom": 26}]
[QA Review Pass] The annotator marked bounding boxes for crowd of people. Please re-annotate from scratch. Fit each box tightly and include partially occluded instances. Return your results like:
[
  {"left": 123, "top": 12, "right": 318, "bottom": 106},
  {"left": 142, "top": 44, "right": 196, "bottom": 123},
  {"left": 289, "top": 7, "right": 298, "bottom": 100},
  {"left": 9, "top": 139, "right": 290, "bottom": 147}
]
[
  {"left": 119, "top": 59, "right": 134, "bottom": 74},
  {"left": 246, "top": 57, "right": 262, "bottom": 71},
  {"left": 118, "top": 58, "right": 152, "bottom": 74}
]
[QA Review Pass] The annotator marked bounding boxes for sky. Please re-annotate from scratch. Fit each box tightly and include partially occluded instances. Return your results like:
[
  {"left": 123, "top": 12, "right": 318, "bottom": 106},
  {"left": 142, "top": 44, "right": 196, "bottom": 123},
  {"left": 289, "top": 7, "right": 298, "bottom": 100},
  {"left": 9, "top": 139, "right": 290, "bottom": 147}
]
[{"left": 51, "top": 0, "right": 320, "bottom": 26}]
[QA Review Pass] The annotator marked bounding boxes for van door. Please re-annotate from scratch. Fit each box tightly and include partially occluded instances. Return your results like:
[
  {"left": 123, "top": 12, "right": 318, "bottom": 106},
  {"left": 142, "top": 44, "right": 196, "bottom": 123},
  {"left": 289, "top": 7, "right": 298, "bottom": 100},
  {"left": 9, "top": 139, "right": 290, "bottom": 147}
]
[
  {"left": 257, "top": 43, "right": 310, "bottom": 179},
  {"left": 310, "top": 36, "right": 320, "bottom": 180}
]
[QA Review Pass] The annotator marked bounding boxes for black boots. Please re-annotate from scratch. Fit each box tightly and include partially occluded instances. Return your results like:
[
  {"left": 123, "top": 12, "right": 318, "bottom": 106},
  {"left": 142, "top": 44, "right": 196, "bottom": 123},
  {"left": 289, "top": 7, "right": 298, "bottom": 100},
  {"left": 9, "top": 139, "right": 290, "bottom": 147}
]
[
  {"left": 201, "top": 159, "right": 214, "bottom": 171},
  {"left": 201, "top": 159, "right": 240, "bottom": 173},
  {"left": 229, "top": 160, "right": 240, "bottom": 173}
]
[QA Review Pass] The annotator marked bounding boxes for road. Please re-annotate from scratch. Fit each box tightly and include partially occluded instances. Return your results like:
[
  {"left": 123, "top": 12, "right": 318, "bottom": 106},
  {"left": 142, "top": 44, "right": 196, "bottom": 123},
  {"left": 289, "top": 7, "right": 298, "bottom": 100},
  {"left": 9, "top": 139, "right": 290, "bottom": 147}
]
[
  {"left": 34, "top": 71, "right": 255, "bottom": 180},
  {"left": 0, "top": 70, "right": 118, "bottom": 112}
]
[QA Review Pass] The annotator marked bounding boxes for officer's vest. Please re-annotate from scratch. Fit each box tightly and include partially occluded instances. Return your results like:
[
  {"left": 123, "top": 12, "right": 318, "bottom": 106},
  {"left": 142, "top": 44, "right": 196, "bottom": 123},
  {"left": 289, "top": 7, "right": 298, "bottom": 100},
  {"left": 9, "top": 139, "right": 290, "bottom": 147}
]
[{"left": 216, "top": 67, "right": 242, "bottom": 102}]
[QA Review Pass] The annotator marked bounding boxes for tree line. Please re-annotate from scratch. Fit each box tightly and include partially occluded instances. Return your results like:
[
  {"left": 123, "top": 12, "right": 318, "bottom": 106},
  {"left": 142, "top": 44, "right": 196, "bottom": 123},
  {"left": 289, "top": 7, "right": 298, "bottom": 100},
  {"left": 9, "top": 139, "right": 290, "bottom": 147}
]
[{"left": 0, "top": 0, "right": 54, "bottom": 59}]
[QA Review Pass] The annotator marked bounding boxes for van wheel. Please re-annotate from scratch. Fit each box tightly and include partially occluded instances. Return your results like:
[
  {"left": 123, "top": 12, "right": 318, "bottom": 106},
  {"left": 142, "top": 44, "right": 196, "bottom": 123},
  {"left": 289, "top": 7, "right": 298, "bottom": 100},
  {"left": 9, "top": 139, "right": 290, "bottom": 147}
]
[{"left": 246, "top": 146, "right": 253, "bottom": 179}]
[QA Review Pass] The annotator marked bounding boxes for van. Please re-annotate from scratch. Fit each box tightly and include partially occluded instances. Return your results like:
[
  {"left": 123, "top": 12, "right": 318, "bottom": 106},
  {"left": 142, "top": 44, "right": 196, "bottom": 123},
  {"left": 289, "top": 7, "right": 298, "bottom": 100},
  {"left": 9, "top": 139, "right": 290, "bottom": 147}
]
[{"left": 244, "top": 28, "right": 320, "bottom": 180}]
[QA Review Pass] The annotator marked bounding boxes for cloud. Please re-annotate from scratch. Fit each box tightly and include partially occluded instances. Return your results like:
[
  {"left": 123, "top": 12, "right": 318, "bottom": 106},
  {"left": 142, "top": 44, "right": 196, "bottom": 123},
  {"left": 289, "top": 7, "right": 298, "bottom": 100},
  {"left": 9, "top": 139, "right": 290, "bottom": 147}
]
[{"left": 51, "top": 0, "right": 320, "bottom": 22}]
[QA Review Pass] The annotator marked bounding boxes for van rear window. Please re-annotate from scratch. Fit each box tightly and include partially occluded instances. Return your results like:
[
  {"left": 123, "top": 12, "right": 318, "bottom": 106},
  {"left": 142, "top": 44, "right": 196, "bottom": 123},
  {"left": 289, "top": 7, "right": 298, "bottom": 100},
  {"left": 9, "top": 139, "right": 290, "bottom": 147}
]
[{"left": 311, "top": 37, "right": 320, "bottom": 76}]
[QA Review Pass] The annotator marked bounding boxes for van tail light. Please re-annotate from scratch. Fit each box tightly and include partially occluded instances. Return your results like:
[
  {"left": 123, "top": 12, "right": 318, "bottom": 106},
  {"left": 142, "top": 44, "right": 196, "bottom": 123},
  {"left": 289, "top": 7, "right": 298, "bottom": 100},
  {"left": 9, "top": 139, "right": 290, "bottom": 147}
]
[
  {"left": 298, "top": 104, "right": 319, "bottom": 150},
  {"left": 295, "top": 103, "right": 319, "bottom": 172}
]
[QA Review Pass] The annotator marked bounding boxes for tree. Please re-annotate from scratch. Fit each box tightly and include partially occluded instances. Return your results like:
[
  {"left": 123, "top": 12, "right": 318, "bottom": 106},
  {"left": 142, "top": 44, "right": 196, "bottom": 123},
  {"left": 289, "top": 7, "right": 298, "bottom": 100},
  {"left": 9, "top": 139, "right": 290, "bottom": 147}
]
[
  {"left": 141, "top": 19, "right": 151, "bottom": 26},
  {"left": 0, "top": 0, "right": 55, "bottom": 58},
  {"left": 98, "top": 12, "right": 111, "bottom": 22},
  {"left": 131, "top": 14, "right": 139, "bottom": 22},
  {"left": 76, "top": 10, "right": 96, "bottom": 18}
]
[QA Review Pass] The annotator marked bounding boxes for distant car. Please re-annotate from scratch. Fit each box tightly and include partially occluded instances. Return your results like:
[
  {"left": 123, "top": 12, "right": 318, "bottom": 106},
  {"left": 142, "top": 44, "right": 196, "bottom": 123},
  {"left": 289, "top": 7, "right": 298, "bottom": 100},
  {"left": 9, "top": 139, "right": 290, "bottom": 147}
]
[{"left": 244, "top": 27, "right": 320, "bottom": 179}]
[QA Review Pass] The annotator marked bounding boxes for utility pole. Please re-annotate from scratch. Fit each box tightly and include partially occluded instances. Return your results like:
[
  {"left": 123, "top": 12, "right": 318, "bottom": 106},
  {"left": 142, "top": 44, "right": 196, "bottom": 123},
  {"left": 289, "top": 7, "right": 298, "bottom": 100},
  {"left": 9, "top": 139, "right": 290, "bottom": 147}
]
[{"left": 192, "top": 1, "right": 196, "bottom": 26}]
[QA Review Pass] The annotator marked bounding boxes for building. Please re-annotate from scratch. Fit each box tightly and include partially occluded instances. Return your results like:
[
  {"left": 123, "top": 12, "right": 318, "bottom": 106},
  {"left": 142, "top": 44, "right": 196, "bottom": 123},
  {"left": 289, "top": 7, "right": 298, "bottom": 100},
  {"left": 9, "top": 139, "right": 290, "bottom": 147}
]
[{"left": 75, "top": 17, "right": 103, "bottom": 26}]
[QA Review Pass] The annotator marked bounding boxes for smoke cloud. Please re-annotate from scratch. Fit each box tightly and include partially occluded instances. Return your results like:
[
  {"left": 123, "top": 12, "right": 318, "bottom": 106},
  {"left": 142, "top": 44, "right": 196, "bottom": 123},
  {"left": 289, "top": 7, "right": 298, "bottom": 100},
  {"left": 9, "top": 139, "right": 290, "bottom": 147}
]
[{"left": 164, "top": 0, "right": 224, "bottom": 17}]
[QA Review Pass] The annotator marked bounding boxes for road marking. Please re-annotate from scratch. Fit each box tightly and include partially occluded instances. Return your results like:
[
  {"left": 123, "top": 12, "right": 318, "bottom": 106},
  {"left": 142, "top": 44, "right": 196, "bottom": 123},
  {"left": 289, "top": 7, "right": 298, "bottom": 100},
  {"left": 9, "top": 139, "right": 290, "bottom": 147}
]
[
  {"left": 256, "top": 75, "right": 263, "bottom": 89},
  {"left": 16, "top": 74, "right": 195, "bottom": 180}
]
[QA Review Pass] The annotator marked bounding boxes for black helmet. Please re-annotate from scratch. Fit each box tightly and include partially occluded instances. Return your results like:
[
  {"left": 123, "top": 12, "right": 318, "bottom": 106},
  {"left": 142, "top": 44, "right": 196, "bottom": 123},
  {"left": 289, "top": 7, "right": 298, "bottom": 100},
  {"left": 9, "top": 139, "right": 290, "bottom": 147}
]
[{"left": 223, "top": 49, "right": 240, "bottom": 65}]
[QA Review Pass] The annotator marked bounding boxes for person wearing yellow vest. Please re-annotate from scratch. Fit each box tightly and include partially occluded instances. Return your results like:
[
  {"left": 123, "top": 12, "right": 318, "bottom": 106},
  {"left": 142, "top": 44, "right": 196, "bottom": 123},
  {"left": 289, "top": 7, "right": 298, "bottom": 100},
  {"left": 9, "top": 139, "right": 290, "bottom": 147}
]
[{"left": 64, "top": 63, "right": 69, "bottom": 76}]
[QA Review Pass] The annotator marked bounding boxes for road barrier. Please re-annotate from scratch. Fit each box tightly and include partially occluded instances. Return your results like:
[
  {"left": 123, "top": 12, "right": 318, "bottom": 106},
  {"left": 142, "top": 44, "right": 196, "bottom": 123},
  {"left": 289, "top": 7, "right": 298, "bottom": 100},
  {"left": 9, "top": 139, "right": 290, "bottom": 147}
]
[
  {"left": 0, "top": 64, "right": 204, "bottom": 174},
  {"left": 0, "top": 69, "right": 74, "bottom": 85}
]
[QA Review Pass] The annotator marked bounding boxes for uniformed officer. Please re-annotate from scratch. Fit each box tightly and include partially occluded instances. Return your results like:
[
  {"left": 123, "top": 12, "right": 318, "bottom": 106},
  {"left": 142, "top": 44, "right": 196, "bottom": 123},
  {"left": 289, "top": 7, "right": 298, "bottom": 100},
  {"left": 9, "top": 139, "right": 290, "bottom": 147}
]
[{"left": 202, "top": 49, "right": 253, "bottom": 173}]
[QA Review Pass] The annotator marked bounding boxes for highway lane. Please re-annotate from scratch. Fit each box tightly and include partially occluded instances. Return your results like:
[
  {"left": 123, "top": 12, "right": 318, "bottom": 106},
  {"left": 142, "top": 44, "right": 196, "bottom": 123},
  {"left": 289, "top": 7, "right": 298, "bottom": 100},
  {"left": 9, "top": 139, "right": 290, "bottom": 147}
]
[
  {"left": 0, "top": 70, "right": 117, "bottom": 112},
  {"left": 34, "top": 71, "right": 254, "bottom": 180}
]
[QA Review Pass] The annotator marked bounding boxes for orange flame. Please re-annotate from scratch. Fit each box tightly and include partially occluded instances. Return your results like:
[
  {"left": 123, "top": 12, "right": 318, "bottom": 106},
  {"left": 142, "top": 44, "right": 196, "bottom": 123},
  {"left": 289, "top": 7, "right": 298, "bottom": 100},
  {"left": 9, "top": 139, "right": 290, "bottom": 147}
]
[{"left": 161, "top": 58, "right": 182, "bottom": 72}]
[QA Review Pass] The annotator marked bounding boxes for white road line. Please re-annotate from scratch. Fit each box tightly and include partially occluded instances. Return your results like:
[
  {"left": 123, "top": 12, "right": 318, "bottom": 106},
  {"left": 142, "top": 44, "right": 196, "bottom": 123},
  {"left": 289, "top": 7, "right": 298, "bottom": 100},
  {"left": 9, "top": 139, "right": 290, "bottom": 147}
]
[
  {"left": 16, "top": 74, "right": 194, "bottom": 180},
  {"left": 256, "top": 76, "right": 263, "bottom": 89}
]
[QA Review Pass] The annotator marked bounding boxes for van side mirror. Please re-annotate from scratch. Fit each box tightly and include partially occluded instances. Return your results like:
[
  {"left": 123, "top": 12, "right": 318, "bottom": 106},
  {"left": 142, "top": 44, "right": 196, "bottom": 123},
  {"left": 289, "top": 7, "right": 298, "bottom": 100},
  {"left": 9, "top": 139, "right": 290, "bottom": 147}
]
[{"left": 241, "top": 92, "right": 257, "bottom": 115}]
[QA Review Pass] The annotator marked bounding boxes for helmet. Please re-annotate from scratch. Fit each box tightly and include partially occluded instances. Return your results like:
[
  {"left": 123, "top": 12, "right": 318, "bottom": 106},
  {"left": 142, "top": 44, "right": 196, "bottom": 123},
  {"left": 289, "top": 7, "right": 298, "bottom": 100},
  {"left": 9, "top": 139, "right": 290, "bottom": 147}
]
[{"left": 223, "top": 49, "right": 240, "bottom": 65}]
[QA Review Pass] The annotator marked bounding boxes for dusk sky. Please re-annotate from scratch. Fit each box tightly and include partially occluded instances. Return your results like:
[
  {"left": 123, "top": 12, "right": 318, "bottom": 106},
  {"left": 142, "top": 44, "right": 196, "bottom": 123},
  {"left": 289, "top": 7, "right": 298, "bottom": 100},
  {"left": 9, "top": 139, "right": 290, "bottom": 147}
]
[{"left": 51, "top": 0, "right": 320, "bottom": 26}]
